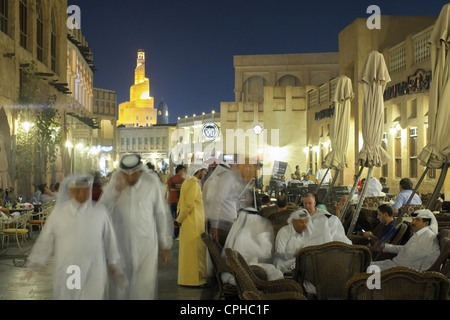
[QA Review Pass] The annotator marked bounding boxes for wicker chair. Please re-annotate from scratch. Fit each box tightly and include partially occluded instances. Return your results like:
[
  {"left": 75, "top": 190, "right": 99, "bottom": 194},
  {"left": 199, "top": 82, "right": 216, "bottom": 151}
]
[
  {"left": 201, "top": 233, "right": 239, "bottom": 300},
  {"left": 344, "top": 266, "right": 450, "bottom": 300},
  {"left": 427, "top": 229, "right": 450, "bottom": 279},
  {"left": 398, "top": 204, "right": 425, "bottom": 217},
  {"left": 362, "top": 196, "right": 387, "bottom": 208},
  {"left": 293, "top": 241, "right": 372, "bottom": 300},
  {"left": 268, "top": 210, "right": 294, "bottom": 238},
  {"left": 260, "top": 205, "right": 278, "bottom": 219},
  {"left": 224, "top": 248, "right": 306, "bottom": 300}
]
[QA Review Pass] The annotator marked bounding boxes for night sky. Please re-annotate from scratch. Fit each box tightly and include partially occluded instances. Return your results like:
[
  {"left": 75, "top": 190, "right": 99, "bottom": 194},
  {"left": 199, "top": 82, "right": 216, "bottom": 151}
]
[{"left": 69, "top": 0, "right": 449, "bottom": 123}]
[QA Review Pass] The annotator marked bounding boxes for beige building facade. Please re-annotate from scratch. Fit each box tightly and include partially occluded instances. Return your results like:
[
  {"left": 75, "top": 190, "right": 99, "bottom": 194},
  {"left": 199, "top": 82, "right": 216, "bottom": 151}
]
[
  {"left": 0, "top": 0, "right": 70, "bottom": 196},
  {"left": 172, "top": 112, "right": 221, "bottom": 167},
  {"left": 116, "top": 124, "right": 177, "bottom": 172},
  {"left": 220, "top": 53, "right": 339, "bottom": 186},
  {"left": 332, "top": 16, "right": 441, "bottom": 196}
]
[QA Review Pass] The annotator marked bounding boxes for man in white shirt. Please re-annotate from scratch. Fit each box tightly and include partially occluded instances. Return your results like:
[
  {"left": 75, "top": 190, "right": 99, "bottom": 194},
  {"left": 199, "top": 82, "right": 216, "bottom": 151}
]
[
  {"left": 370, "top": 209, "right": 440, "bottom": 271},
  {"left": 302, "top": 193, "right": 352, "bottom": 245},
  {"left": 315, "top": 163, "right": 332, "bottom": 185}
]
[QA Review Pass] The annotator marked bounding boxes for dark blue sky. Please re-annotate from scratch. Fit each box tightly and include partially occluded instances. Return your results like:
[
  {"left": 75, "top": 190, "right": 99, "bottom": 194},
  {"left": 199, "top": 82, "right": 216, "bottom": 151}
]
[{"left": 70, "top": 0, "right": 449, "bottom": 123}]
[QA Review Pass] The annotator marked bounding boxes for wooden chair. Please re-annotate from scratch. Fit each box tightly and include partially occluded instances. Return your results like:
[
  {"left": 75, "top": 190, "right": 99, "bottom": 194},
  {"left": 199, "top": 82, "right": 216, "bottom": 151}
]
[
  {"left": 224, "top": 248, "right": 306, "bottom": 300},
  {"left": 201, "top": 232, "right": 239, "bottom": 300},
  {"left": 344, "top": 266, "right": 450, "bottom": 300},
  {"left": 427, "top": 229, "right": 450, "bottom": 279},
  {"left": 293, "top": 241, "right": 372, "bottom": 300}
]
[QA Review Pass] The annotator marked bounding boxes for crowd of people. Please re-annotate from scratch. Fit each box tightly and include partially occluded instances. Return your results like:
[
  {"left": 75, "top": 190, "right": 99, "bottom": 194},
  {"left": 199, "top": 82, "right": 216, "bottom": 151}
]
[{"left": 22, "top": 155, "right": 442, "bottom": 300}]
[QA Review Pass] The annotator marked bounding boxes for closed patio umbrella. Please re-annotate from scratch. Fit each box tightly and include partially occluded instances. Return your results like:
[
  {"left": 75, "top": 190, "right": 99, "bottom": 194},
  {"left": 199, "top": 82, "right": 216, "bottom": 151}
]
[
  {"left": 346, "top": 51, "right": 391, "bottom": 235},
  {"left": 418, "top": 4, "right": 450, "bottom": 209},
  {"left": 0, "top": 131, "right": 12, "bottom": 190},
  {"left": 322, "top": 75, "right": 354, "bottom": 204}
]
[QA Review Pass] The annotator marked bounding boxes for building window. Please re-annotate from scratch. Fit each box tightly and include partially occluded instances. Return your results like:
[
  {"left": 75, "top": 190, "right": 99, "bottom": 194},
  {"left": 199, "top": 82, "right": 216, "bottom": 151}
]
[
  {"left": 36, "top": 1, "right": 44, "bottom": 62},
  {"left": 0, "top": 0, "right": 8, "bottom": 34},
  {"left": 395, "top": 130, "right": 402, "bottom": 178},
  {"left": 19, "top": 0, "right": 28, "bottom": 49},
  {"left": 121, "top": 138, "right": 124, "bottom": 147},
  {"left": 51, "top": 9, "right": 57, "bottom": 72},
  {"left": 409, "top": 127, "right": 418, "bottom": 178},
  {"left": 414, "top": 29, "right": 431, "bottom": 64},
  {"left": 389, "top": 43, "right": 406, "bottom": 73}
]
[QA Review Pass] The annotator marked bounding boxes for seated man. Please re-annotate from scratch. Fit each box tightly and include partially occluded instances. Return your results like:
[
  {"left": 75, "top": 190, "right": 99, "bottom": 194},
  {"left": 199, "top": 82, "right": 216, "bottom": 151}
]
[
  {"left": 370, "top": 209, "right": 440, "bottom": 271},
  {"left": 302, "top": 175, "right": 314, "bottom": 185},
  {"left": 350, "top": 204, "right": 398, "bottom": 251},
  {"left": 38, "top": 184, "right": 56, "bottom": 204},
  {"left": 362, "top": 204, "right": 396, "bottom": 246},
  {"left": 221, "top": 207, "right": 283, "bottom": 285},
  {"left": 276, "top": 195, "right": 288, "bottom": 212},
  {"left": 302, "top": 193, "right": 352, "bottom": 245},
  {"left": 0, "top": 204, "right": 20, "bottom": 220},
  {"left": 364, "top": 177, "right": 386, "bottom": 197},
  {"left": 259, "top": 195, "right": 273, "bottom": 210},
  {"left": 288, "top": 173, "right": 301, "bottom": 186},
  {"left": 391, "top": 178, "right": 422, "bottom": 215},
  {"left": 274, "top": 209, "right": 312, "bottom": 274}
]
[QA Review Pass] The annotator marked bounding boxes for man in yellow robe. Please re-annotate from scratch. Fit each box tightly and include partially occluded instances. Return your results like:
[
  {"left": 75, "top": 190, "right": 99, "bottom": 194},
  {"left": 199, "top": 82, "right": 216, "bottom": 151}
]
[{"left": 175, "top": 164, "right": 208, "bottom": 286}]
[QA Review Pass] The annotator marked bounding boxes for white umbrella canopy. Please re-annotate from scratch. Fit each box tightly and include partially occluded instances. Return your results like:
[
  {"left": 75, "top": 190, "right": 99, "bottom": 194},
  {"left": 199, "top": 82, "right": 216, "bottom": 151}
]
[
  {"left": 418, "top": 3, "right": 450, "bottom": 169},
  {"left": 346, "top": 51, "right": 391, "bottom": 235},
  {"left": 357, "top": 51, "right": 391, "bottom": 168},
  {"left": 324, "top": 75, "right": 354, "bottom": 170}
]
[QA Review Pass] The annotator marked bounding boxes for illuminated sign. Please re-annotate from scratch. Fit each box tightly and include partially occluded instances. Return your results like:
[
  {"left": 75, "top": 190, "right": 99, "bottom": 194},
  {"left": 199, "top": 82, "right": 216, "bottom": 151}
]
[
  {"left": 202, "top": 122, "right": 219, "bottom": 141},
  {"left": 253, "top": 124, "right": 263, "bottom": 135}
]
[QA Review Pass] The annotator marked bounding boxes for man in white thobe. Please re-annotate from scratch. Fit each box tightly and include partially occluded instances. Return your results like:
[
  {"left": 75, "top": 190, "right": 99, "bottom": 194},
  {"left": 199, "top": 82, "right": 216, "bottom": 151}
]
[
  {"left": 315, "top": 162, "right": 332, "bottom": 185},
  {"left": 27, "top": 174, "right": 121, "bottom": 300},
  {"left": 371, "top": 209, "right": 440, "bottom": 271},
  {"left": 221, "top": 207, "right": 283, "bottom": 285},
  {"left": 274, "top": 209, "right": 313, "bottom": 274},
  {"left": 99, "top": 153, "right": 173, "bottom": 300},
  {"left": 203, "top": 163, "right": 244, "bottom": 246},
  {"left": 302, "top": 193, "right": 352, "bottom": 245}
]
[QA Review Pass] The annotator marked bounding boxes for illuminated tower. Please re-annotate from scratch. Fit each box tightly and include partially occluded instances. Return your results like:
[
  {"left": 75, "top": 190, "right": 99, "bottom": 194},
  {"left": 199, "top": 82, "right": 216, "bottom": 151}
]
[{"left": 117, "top": 50, "right": 157, "bottom": 127}]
